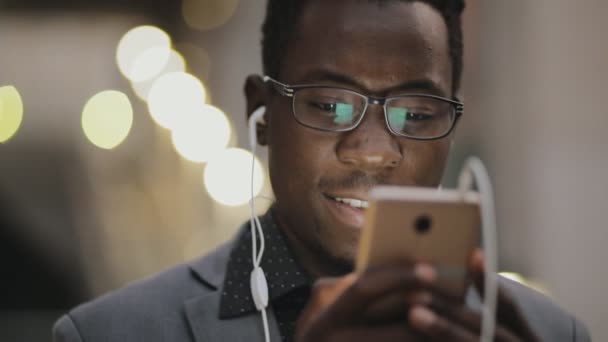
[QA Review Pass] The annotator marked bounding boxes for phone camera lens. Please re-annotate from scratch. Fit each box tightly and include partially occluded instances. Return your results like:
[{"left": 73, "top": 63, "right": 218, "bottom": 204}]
[{"left": 414, "top": 215, "right": 432, "bottom": 234}]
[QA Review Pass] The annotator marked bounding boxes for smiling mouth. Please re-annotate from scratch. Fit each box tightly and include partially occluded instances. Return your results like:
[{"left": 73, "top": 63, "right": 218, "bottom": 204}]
[
  {"left": 322, "top": 192, "right": 370, "bottom": 228},
  {"left": 326, "top": 195, "right": 370, "bottom": 209}
]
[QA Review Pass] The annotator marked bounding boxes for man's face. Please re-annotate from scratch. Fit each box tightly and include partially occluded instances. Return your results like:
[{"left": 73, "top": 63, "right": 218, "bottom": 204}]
[{"left": 254, "top": 0, "right": 454, "bottom": 272}]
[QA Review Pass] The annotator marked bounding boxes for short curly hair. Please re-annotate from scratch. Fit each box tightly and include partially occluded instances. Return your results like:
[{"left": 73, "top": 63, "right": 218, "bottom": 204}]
[{"left": 261, "top": 0, "right": 466, "bottom": 95}]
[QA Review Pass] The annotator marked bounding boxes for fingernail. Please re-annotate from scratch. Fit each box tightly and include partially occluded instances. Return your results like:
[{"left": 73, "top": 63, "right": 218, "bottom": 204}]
[
  {"left": 414, "top": 263, "right": 437, "bottom": 283},
  {"left": 409, "top": 306, "right": 437, "bottom": 329}
]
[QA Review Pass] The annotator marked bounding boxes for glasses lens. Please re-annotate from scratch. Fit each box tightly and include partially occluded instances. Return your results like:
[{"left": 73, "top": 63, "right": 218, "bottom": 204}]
[
  {"left": 386, "top": 96, "right": 455, "bottom": 138},
  {"left": 293, "top": 88, "right": 366, "bottom": 130}
]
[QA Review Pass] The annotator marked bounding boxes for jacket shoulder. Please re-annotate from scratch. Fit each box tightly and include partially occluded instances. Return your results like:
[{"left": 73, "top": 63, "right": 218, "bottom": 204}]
[
  {"left": 53, "top": 241, "right": 234, "bottom": 342},
  {"left": 500, "top": 277, "right": 591, "bottom": 341}
]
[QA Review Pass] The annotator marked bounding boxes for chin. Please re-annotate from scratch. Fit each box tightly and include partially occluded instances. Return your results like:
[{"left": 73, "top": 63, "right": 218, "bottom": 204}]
[{"left": 317, "top": 230, "right": 360, "bottom": 275}]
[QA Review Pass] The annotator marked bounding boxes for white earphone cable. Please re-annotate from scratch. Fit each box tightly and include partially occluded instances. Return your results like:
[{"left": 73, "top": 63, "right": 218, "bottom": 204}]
[
  {"left": 458, "top": 157, "right": 499, "bottom": 342},
  {"left": 249, "top": 107, "right": 271, "bottom": 342}
]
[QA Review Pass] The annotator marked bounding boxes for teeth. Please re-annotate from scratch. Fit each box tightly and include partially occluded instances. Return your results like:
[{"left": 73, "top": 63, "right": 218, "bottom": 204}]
[{"left": 334, "top": 197, "right": 369, "bottom": 209}]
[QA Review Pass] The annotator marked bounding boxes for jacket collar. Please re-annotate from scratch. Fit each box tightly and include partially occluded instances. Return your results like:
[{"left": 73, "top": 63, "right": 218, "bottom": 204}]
[
  {"left": 184, "top": 226, "right": 282, "bottom": 342},
  {"left": 187, "top": 237, "right": 235, "bottom": 290}
]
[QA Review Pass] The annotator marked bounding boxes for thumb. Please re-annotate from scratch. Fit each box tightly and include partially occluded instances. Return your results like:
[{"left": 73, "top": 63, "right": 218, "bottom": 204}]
[
  {"left": 297, "top": 274, "right": 357, "bottom": 330},
  {"left": 315, "top": 274, "right": 358, "bottom": 308},
  {"left": 469, "top": 248, "right": 485, "bottom": 295}
]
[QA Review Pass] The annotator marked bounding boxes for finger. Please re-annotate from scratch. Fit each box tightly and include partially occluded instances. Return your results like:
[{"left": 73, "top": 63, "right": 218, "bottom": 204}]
[
  {"left": 298, "top": 262, "right": 437, "bottom": 338},
  {"left": 315, "top": 274, "right": 358, "bottom": 307},
  {"left": 298, "top": 274, "right": 357, "bottom": 329},
  {"left": 409, "top": 305, "right": 477, "bottom": 341},
  {"left": 364, "top": 290, "right": 432, "bottom": 322},
  {"left": 329, "top": 263, "right": 436, "bottom": 321},
  {"left": 469, "top": 248, "right": 485, "bottom": 291},
  {"left": 429, "top": 294, "right": 482, "bottom": 333}
]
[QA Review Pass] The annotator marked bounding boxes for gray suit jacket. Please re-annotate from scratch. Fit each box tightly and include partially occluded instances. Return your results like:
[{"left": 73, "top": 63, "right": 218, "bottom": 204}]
[{"left": 53, "top": 237, "right": 591, "bottom": 342}]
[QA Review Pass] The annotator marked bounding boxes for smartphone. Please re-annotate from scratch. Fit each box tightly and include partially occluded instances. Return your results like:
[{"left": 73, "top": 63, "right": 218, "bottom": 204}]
[{"left": 356, "top": 185, "right": 481, "bottom": 300}]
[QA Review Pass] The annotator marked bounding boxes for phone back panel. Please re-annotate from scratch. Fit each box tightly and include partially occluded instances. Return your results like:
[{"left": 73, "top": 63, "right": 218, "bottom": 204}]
[{"left": 356, "top": 186, "right": 481, "bottom": 299}]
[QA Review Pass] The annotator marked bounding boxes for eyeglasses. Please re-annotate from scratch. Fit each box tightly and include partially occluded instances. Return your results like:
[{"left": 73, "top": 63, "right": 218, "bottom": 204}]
[{"left": 264, "top": 76, "right": 463, "bottom": 140}]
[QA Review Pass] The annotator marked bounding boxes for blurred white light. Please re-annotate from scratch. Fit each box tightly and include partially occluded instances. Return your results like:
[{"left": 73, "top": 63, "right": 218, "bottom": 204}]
[
  {"left": 172, "top": 105, "right": 231, "bottom": 163},
  {"left": 131, "top": 49, "right": 186, "bottom": 101},
  {"left": 147, "top": 72, "right": 206, "bottom": 129},
  {"left": 116, "top": 25, "right": 171, "bottom": 82},
  {"left": 82, "top": 90, "right": 133, "bottom": 149},
  {"left": 204, "top": 148, "right": 265, "bottom": 206},
  {"left": 129, "top": 46, "right": 172, "bottom": 82},
  {"left": 0, "top": 86, "right": 24, "bottom": 143}
]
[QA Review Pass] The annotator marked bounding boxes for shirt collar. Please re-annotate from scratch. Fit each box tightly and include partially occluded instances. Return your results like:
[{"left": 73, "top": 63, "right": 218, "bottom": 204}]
[{"left": 219, "top": 207, "right": 312, "bottom": 318}]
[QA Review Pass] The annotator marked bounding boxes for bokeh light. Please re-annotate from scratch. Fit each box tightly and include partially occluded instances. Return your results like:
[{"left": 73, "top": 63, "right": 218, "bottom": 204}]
[
  {"left": 82, "top": 90, "right": 133, "bottom": 149},
  {"left": 0, "top": 86, "right": 24, "bottom": 143},
  {"left": 204, "top": 148, "right": 265, "bottom": 206},
  {"left": 182, "top": 0, "right": 240, "bottom": 31},
  {"left": 172, "top": 104, "right": 231, "bottom": 163},
  {"left": 499, "top": 272, "right": 550, "bottom": 295},
  {"left": 499, "top": 272, "right": 526, "bottom": 284},
  {"left": 116, "top": 25, "right": 171, "bottom": 82},
  {"left": 131, "top": 49, "right": 186, "bottom": 101},
  {"left": 147, "top": 72, "right": 206, "bottom": 129},
  {"left": 128, "top": 46, "right": 172, "bottom": 82}
]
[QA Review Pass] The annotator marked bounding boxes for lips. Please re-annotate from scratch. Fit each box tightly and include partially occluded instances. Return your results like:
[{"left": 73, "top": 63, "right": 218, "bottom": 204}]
[
  {"left": 322, "top": 191, "right": 369, "bottom": 227},
  {"left": 327, "top": 195, "right": 369, "bottom": 209}
]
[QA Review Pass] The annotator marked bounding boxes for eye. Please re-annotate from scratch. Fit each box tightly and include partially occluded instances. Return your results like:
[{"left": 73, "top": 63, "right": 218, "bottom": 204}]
[
  {"left": 388, "top": 107, "right": 434, "bottom": 123},
  {"left": 309, "top": 101, "right": 337, "bottom": 112},
  {"left": 406, "top": 111, "right": 434, "bottom": 122},
  {"left": 307, "top": 101, "right": 354, "bottom": 124}
]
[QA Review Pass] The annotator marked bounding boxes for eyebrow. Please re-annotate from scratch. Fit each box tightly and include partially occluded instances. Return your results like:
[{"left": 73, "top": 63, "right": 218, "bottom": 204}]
[{"left": 300, "top": 69, "right": 448, "bottom": 97}]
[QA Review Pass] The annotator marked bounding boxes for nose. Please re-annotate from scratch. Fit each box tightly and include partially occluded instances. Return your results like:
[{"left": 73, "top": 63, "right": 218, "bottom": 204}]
[{"left": 336, "top": 105, "right": 402, "bottom": 173}]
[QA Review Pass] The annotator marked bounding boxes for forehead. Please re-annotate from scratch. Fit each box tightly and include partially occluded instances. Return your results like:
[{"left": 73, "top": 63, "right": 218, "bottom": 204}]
[{"left": 281, "top": 0, "right": 452, "bottom": 96}]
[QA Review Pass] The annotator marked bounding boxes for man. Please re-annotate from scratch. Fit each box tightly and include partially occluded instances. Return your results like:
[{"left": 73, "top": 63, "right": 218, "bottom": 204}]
[{"left": 54, "top": 0, "right": 591, "bottom": 341}]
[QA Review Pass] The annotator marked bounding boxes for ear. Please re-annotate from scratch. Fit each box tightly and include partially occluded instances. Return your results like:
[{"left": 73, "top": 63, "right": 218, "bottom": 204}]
[{"left": 244, "top": 75, "right": 269, "bottom": 146}]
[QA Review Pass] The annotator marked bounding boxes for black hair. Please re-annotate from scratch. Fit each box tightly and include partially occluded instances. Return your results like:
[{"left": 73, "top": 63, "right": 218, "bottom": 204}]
[{"left": 261, "top": 0, "right": 465, "bottom": 95}]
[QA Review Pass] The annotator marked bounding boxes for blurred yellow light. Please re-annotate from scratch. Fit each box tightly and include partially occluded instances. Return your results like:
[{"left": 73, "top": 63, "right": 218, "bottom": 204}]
[
  {"left": 131, "top": 49, "right": 186, "bottom": 101},
  {"left": 499, "top": 272, "right": 527, "bottom": 284},
  {"left": 204, "top": 148, "right": 265, "bottom": 206},
  {"left": 499, "top": 272, "right": 550, "bottom": 295},
  {"left": 147, "top": 72, "right": 206, "bottom": 129},
  {"left": 0, "top": 86, "right": 24, "bottom": 143},
  {"left": 182, "top": 0, "right": 240, "bottom": 31},
  {"left": 172, "top": 105, "right": 231, "bottom": 163},
  {"left": 82, "top": 90, "right": 133, "bottom": 149},
  {"left": 116, "top": 25, "right": 171, "bottom": 82}
]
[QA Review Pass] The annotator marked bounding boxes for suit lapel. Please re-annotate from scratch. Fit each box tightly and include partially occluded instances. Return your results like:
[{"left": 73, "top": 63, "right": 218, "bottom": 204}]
[
  {"left": 184, "top": 229, "right": 282, "bottom": 342},
  {"left": 184, "top": 291, "right": 282, "bottom": 342}
]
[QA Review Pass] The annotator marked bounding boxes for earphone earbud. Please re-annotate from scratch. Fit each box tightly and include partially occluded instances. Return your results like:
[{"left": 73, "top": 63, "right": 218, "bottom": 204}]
[{"left": 248, "top": 106, "right": 267, "bottom": 151}]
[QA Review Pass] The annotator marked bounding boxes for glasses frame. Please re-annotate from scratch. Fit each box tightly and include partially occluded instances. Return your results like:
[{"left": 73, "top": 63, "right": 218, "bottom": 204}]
[{"left": 263, "top": 75, "right": 464, "bottom": 141}]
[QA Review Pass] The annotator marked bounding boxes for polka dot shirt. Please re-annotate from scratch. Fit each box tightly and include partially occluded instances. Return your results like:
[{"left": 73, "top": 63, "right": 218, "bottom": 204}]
[{"left": 219, "top": 208, "right": 312, "bottom": 342}]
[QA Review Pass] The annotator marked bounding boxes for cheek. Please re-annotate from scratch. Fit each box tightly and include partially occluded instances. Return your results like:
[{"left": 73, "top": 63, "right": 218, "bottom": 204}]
[
  {"left": 267, "top": 112, "right": 336, "bottom": 193},
  {"left": 401, "top": 140, "right": 450, "bottom": 185}
]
